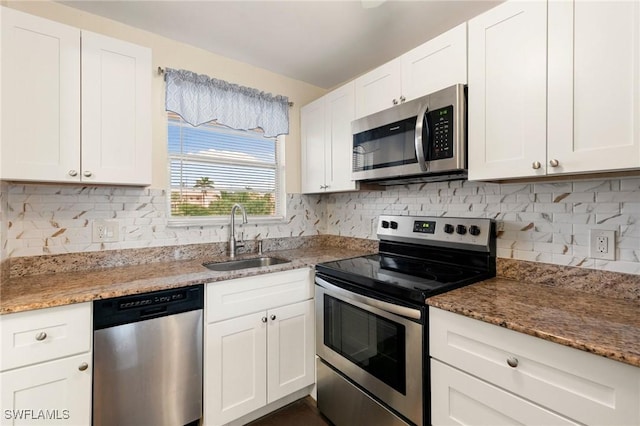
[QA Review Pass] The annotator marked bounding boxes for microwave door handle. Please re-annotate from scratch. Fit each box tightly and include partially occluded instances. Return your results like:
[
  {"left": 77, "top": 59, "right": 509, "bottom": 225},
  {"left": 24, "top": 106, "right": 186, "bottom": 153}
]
[{"left": 414, "top": 104, "right": 429, "bottom": 171}]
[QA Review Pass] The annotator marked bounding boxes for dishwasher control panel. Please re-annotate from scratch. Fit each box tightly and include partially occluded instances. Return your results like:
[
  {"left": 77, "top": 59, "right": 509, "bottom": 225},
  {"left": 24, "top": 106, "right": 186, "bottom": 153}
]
[{"left": 94, "top": 284, "right": 203, "bottom": 330}]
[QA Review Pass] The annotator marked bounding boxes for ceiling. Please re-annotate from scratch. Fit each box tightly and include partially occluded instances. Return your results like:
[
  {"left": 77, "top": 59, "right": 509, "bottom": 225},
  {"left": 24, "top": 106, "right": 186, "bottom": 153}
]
[{"left": 58, "top": 0, "right": 502, "bottom": 89}]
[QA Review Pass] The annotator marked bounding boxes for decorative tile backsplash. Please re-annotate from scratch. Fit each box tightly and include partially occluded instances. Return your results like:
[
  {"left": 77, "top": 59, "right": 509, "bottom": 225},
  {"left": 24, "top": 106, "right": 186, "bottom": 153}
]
[
  {"left": 323, "top": 178, "right": 640, "bottom": 275},
  {"left": 1, "top": 177, "right": 639, "bottom": 275},
  {"left": 3, "top": 184, "right": 321, "bottom": 258}
]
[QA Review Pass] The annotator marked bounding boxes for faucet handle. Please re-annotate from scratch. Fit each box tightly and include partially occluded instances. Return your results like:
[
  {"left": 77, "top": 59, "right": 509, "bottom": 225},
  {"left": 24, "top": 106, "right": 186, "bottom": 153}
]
[
  {"left": 236, "top": 231, "right": 245, "bottom": 247},
  {"left": 258, "top": 240, "right": 263, "bottom": 255}
]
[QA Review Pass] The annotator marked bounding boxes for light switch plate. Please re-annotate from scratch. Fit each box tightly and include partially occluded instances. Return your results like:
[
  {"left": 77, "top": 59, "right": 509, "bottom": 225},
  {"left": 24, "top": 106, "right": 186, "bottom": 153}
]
[{"left": 589, "top": 229, "right": 615, "bottom": 260}]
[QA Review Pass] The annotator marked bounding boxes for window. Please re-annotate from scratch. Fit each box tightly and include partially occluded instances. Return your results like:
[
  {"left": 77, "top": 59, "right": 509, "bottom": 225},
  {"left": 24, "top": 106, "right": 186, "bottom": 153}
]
[{"left": 168, "top": 113, "right": 285, "bottom": 223}]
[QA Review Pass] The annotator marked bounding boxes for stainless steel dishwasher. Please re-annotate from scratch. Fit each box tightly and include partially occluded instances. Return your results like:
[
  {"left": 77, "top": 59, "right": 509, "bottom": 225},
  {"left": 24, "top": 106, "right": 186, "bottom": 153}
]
[{"left": 93, "top": 285, "right": 204, "bottom": 426}]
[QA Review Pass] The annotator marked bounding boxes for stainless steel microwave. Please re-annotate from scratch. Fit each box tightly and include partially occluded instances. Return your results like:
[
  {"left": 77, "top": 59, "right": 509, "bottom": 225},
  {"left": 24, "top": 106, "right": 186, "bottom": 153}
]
[{"left": 352, "top": 84, "right": 467, "bottom": 185}]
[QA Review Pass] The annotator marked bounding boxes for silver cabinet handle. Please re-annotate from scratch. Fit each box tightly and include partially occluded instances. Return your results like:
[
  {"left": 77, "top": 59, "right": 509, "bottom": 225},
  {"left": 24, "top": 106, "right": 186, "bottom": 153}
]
[
  {"left": 320, "top": 185, "right": 327, "bottom": 189},
  {"left": 532, "top": 161, "right": 541, "bottom": 170},
  {"left": 83, "top": 170, "right": 92, "bottom": 177},
  {"left": 549, "top": 159, "right": 560, "bottom": 167},
  {"left": 507, "top": 357, "right": 519, "bottom": 368},
  {"left": 261, "top": 317, "right": 268, "bottom": 323},
  {"left": 35, "top": 332, "right": 47, "bottom": 341},
  {"left": 399, "top": 95, "right": 406, "bottom": 103},
  {"left": 68, "top": 170, "right": 78, "bottom": 177},
  {"left": 270, "top": 315, "right": 277, "bottom": 321},
  {"left": 392, "top": 99, "right": 399, "bottom": 105},
  {"left": 78, "top": 362, "right": 89, "bottom": 371}
]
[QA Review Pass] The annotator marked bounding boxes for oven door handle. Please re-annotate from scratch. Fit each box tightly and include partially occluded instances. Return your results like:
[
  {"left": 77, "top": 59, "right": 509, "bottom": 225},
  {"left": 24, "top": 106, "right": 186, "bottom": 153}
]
[{"left": 315, "top": 277, "right": 422, "bottom": 321}]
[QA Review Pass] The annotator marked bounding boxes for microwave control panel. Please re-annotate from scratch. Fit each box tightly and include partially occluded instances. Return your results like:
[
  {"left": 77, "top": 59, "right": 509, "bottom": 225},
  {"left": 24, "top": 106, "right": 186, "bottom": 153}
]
[{"left": 427, "top": 105, "right": 454, "bottom": 160}]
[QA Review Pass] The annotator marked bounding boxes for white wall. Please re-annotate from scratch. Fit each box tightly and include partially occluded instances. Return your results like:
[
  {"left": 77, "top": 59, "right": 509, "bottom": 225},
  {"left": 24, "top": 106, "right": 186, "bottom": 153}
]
[{"left": 1, "top": 0, "right": 327, "bottom": 193}]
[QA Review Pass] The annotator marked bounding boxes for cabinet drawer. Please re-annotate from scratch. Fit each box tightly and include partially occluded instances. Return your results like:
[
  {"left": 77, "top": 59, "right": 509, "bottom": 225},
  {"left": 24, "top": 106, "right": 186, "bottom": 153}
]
[
  {"left": 206, "top": 268, "right": 313, "bottom": 323},
  {"left": 429, "top": 307, "right": 640, "bottom": 426},
  {"left": 1, "top": 303, "right": 91, "bottom": 371},
  {"left": 431, "top": 359, "right": 578, "bottom": 425}
]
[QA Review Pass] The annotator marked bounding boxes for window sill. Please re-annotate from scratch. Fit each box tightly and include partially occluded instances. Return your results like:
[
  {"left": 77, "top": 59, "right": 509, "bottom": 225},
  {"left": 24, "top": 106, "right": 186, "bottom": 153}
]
[{"left": 167, "top": 216, "right": 287, "bottom": 228}]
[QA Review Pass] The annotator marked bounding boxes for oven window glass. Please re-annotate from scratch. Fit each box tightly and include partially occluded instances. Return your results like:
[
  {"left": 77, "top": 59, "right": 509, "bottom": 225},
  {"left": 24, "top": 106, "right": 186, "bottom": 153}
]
[
  {"left": 323, "top": 294, "right": 406, "bottom": 394},
  {"left": 353, "top": 116, "right": 417, "bottom": 171}
]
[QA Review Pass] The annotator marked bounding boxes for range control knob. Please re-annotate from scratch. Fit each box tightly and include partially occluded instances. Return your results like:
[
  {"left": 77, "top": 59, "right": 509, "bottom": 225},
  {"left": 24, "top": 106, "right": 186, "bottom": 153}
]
[
  {"left": 469, "top": 225, "right": 481, "bottom": 236},
  {"left": 456, "top": 225, "right": 467, "bottom": 235},
  {"left": 381, "top": 220, "right": 390, "bottom": 229},
  {"left": 390, "top": 221, "right": 398, "bottom": 230},
  {"left": 444, "top": 224, "right": 455, "bottom": 234}
]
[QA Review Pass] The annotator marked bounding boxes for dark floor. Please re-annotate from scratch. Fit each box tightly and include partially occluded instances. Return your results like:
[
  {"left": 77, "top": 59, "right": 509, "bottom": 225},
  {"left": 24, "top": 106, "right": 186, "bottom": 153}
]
[{"left": 247, "top": 397, "right": 332, "bottom": 426}]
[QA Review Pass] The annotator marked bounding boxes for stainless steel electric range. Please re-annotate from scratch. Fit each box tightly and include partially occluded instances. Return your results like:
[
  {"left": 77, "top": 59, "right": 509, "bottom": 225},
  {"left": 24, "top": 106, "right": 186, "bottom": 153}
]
[{"left": 315, "top": 215, "right": 496, "bottom": 426}]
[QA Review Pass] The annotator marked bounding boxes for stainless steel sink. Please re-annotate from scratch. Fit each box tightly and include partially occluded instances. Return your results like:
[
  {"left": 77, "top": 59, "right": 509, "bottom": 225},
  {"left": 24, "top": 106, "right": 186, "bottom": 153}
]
[{"left": 202, "top": 256, "right": 290, "bottom": 272}]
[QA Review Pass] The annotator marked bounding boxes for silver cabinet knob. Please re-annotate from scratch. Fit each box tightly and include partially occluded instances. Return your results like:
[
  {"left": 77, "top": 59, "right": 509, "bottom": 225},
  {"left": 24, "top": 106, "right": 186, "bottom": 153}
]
[
  {"left": 83, "top": 170, "right": 92, "bottom": 177},
  {"left": 261, "top": 317, "right": 268, "bottom": 323},
  {"left": 392, "top": 99, "right": 399, "bottom": 105},
  {"left": 399, "top": 95, "right": 406, "bottom": 103},
  {"left": 506, "top": 357, "right": 519, "bottom": 368},
  {"left": 68, "top": 170, "right": 78, "bottom": 177},
  {"left": 270, "top": 315, "right": 277, "bottom": 321},
  {"left": 532, "top": 161, "right": 541, "bottom": 170},
  {"left": 35, "top": 332, "right": 47, "bottom": 341},
  {"left": 549, "top": 159, "right": 560, "bottom": 167},
  {"left": 78, "top": 362, "right": 89, "bottom": 371}
]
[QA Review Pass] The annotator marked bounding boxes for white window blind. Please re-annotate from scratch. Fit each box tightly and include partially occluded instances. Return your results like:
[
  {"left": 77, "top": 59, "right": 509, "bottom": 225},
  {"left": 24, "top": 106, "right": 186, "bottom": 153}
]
[{"left": 168, "top": 113, "right": 284, "bottom": 220}]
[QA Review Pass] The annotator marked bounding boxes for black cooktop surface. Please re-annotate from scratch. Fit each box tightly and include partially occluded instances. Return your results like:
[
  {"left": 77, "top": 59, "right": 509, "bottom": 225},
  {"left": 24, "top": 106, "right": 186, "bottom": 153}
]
[{"left": 316, "top": 253, "right": 492, "bottom": 306}]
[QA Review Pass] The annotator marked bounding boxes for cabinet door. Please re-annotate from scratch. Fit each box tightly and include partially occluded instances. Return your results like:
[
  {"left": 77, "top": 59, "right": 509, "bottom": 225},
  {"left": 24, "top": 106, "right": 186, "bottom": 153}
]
[
  {"left": 205, "top": 312, "right": 267, "bottom": 426},
  {"left": 267, "top": 299, "right": 315, "bottom": 403},
  {"left": 300, "top": 96, "right": 327, "bottom": 193},
  {"left": 0, "top": 7, "right": 81, "bottom": 183},
  {"left": 81, "top": 31, "right": 151, "bottom": 185},
  {"left": 401, "top": 23, "right": 467, "bottom": 102},
  {"left": 355, "top": 58, "right": 402, "bottom": 119},
  {"left": 467, "top": 1, "right": 547, "bottom": 180},
  {"left": 325, "top": 82, "right": 357, "bottom": 193},
  {"left": 0, "top": 353, "right": 92, "bottom": 426},
  {"left": 548, "top": 1, "right": 640, "bottom": 175},
  {"left": 431, "top": 360, "right": 579, "bottom": 426}
]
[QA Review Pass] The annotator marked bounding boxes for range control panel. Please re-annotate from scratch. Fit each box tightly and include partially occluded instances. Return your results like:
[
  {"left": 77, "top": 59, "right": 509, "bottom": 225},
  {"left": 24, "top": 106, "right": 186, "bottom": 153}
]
[{"left": 378, "top": 215, "right": 494, "bottom": 250}]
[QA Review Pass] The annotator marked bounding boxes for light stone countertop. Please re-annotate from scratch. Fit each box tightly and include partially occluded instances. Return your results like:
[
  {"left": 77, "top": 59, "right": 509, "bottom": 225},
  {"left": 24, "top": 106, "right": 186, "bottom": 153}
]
[
  {"left": 0, "top": 245, "right": 373, "bottom": 315},
  {"left": 3, "top": 239, "right": 639, "bottom": 370},
  {"left": 427, "top": 277, "right": 640, "bottom": 368}
]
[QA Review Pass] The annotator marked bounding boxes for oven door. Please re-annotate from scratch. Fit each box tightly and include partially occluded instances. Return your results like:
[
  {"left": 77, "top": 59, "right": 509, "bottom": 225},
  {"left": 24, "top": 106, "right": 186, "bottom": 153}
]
[{"left": 315, "top": 277, "right": 424, "bottom": 426}]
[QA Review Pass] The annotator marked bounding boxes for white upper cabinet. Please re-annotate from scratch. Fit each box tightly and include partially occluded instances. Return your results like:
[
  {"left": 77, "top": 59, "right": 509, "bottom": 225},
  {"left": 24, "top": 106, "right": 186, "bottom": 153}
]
[
  {"left": 467, "top": 1, "right": 548, "bottom": 180},
  {"left": 355, "top": 23, "right": 467, "bottom": 119},
  {"left": 301, "top": 82, "right": 357, "bottom": 194},
  {"left": 0, "top": 7, "right": 152, "bottom": 186},
  {"left": 354, "top": 58, "right": 402, "bottom": 119},
  {"left": 469, "top": 0, "right": 640, "bottom": 180},
  {"left": 0, "top": 7, "right": 81, "bottom": 183},
  {"left": 547, "top": 0, "right": 640, "bottom": 175},
  {"left": 81, "top": 31, "right": 151, "bottom": 185},
  {"left": 301, "top": 96, "right": 327, "bottom": 193},
  {"left": 401, "top": 23, "right": 467, "bottom": 102}
]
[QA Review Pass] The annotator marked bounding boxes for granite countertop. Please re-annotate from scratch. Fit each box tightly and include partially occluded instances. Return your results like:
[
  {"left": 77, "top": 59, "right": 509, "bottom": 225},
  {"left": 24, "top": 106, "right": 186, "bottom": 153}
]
[
  {"left": 427, "top": 277, "right": 640, "bottom": 368},
  {"left": 0, "top": 245, "right": 373, "bottom": 315}
]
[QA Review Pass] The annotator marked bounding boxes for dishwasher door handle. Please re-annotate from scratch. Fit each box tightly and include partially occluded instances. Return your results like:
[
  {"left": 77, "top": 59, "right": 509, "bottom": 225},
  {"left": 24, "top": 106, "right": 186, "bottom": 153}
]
[{"left": 140, "top": 306, "right": 168, "bottom": 318}]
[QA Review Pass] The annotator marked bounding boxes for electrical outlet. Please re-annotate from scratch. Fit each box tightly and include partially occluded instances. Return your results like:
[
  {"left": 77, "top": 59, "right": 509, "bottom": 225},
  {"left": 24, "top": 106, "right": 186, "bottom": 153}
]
[
  {"left": 92, "top": 220, "right": 119, "bottom": 243},
  {"left": 589, "top": 229, "right": 615, "bottom": 260}
]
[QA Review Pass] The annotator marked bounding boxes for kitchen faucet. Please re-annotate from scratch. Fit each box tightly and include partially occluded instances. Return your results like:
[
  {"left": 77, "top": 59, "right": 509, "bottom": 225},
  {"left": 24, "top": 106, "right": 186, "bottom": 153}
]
[{"left": 229, "top": 203, "right": 248, "bottom": 258}]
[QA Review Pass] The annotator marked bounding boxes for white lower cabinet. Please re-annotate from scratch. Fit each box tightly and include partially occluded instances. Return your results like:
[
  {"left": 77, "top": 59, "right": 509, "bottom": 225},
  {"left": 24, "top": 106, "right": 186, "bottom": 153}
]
[
  {"left": 204, "top": 269, "right": 315, "bottom": 426},
  {"left": 431, "top": 359, "right": 578, "bottom": 425},
  {"left": 0, "top": 303, "right": 92, "bottom": 426},
  {"left": 429, "top": 307, "right": 640, "bottom": 426},
  {"left": 1, "top": 353, "right": 92, "bottom": 426}
]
